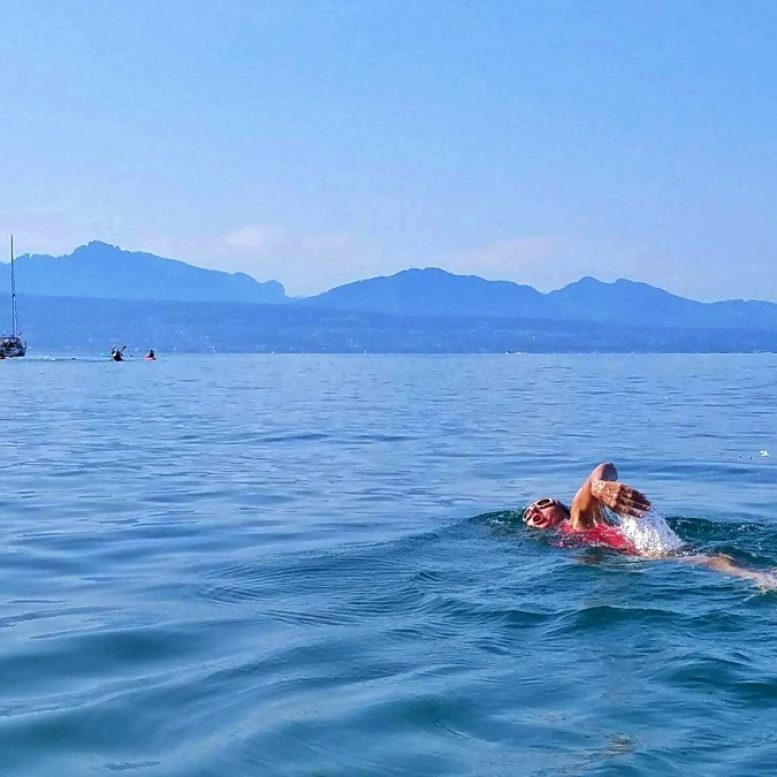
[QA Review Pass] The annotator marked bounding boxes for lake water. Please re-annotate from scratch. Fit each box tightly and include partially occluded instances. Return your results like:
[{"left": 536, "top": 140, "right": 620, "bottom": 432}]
[{"left": 1, "top": 354, "right": 776, "bottom": 775}]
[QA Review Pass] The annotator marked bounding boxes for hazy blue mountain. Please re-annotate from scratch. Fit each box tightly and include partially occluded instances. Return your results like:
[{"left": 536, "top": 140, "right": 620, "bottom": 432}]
[
  {"left": 546, "top": 277, "right": 700, "bottom": 322},
  {"left": 548, "top": 276, "right": 777, "bottom": 329},
  {"left": 303, "top": 267, "right": 547, "bottom": 318},
  {"left": 305, "top": 268, "right": 777, "bottom": 330},
  {"left": 3, "top": 241, "right": 287, "bottom": 304}
]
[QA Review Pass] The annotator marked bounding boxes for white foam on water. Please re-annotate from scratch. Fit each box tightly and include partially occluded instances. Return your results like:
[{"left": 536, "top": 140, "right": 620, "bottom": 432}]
[{"left": 617, "top": 508, "right": 684, "bottom": 557}]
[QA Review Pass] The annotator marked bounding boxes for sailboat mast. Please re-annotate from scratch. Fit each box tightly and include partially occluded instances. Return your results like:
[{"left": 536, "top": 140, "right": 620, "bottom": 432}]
[{"left": 10, "top": 234, "right": 17, "bottom": 337}]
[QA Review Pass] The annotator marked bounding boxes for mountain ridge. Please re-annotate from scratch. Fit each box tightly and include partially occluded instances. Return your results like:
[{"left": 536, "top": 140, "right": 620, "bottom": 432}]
[
  {"left": 7, "top": 241, "right": 288, "bottom": 304},
  {"left": 3, "top": 242, "right": 777, "bottom": 332},
  {"left": 302, "top": 266, "right": 547, "bottom": 318},
  {"left": 305, "top": 267, "right": 777, "bottom": 330}
]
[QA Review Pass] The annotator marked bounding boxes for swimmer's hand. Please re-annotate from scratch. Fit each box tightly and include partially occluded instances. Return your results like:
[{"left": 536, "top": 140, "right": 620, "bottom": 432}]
[{"left": 591, "top": 479, "right": 651, "bottom": 518}]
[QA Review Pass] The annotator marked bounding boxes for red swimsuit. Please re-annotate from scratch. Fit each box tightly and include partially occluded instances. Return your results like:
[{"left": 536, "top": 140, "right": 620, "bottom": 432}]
[{"left": 557, "top": 520, "right": 638, "bottom": 554}]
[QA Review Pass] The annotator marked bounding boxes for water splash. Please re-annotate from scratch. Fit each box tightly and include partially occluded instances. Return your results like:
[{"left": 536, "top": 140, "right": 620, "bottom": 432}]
[{"left": 617, "top": 508, "right": 684, "bottom": 557}]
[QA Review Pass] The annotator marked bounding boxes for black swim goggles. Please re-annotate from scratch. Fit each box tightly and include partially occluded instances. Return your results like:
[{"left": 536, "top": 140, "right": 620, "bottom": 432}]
[{"left": 522, "top": 498, "right": 566, "bottom": 524}]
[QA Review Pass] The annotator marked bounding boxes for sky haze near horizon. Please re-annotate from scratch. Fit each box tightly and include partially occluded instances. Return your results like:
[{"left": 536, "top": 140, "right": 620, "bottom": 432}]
[{"left": 2, "top": 1, "right": 776, "bottom": 300}]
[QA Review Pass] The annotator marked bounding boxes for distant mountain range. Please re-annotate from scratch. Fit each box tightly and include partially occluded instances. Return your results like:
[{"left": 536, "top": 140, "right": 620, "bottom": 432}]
[
  {"left": 2, "top": 241, "right": 777, "bottom": 352},
  {"left": 7, "top": 241, "right": 287, "bottom": 304},
  {"left": 306, "top": 268, "right": 777, "bottom": 330}
]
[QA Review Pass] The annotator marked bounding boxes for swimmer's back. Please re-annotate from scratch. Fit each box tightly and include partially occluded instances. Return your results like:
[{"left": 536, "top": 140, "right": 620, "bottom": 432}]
[{"left": 558, "top": 521, "right": 638, "bottom": 554}]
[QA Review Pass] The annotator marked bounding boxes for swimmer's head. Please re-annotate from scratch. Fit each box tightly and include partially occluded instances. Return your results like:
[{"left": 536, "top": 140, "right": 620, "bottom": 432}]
[{"left": 523, "top": 498, "right": 569, "bottom": 529}]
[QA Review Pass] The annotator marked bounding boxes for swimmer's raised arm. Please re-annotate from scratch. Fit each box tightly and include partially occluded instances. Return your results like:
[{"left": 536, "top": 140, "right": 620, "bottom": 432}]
[{"left": 570, "top": 462, "right": 651, "bottom": 530}]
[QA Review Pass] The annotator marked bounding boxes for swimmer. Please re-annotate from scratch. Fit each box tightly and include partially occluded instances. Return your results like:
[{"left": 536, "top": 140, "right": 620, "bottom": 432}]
[{"left": 524, "top": 462, "right": 777, "bottom": 588}]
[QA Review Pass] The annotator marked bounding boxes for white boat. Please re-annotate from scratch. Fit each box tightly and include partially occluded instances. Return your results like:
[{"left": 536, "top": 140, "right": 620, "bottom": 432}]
[{"left": 0, "top": 235, "right": 26, "bottom": 358}]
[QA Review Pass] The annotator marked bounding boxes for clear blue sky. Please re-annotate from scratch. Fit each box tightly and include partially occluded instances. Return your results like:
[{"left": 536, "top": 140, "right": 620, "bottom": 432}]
[{"left": 2, "top": 1, "right": 776, "bottom": 298}]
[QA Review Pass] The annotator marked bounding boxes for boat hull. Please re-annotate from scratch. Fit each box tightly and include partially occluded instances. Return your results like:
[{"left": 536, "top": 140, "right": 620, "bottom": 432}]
[{"left": 0, "top": 336, "right": 26, "bottom": 358}]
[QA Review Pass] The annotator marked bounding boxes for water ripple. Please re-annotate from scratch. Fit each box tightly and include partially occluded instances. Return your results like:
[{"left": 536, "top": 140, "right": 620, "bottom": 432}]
[{"left": 1, "top": 354, "right": 777, "bottom": 775}]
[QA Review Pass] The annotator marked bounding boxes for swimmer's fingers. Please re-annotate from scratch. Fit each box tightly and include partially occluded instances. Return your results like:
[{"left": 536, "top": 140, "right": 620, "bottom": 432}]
[
  {"left": 620, "top": 488, "right": 651, "bottom": 515},
  {"left": 606, "top": 483, "right": 651, "bottom": 517},
  {"left": 611, "top": 500, "right": 643, "bottom": 518},
  {"left": 592, "top": 480, "right": 650, "bottom": 512},
  {"left": 619, "top": 502, "right": 649, "bottom": 518}
]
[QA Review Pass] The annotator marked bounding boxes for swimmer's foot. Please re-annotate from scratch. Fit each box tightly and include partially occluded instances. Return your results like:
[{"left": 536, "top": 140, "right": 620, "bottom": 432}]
[
  {"left": 690, "top": 554, "right": 777, "bottom": 590},
  {"left": 754, "top": 572, "right": 777, "bottom": 592},
  {"left": 732, "top": 567, "right": 777, "bottom": 591},
  {"left": 756, "top": 568, "right": 777, "bottom": 591}
]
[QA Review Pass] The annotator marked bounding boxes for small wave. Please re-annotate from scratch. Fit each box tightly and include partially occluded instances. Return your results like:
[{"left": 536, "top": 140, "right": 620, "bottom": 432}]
[
  {"left": 103, "top": 761, "right": 161, "bottom": 772},
  {"left": 554, "top": 603, "right": 683, "bottom": 634}
]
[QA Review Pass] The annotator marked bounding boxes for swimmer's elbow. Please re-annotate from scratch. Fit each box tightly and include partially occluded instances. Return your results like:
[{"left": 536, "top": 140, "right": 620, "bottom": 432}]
[{"left": 592, "top": 462, "right": 618, "bottom": 482}]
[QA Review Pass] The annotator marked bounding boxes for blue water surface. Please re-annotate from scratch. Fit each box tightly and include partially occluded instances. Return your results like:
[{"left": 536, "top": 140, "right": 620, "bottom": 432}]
[{"left": 1, "top": 354, "right": 776, "bottom": 776}]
